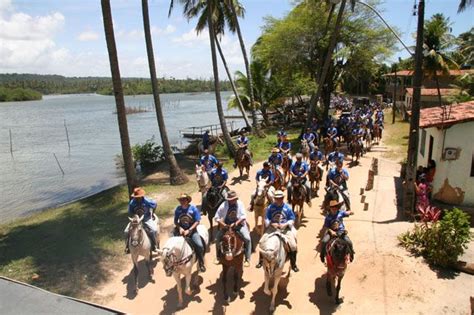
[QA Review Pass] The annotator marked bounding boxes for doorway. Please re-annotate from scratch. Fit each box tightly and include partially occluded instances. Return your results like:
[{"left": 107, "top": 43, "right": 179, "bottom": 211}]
[{"left": 428, "top": 135, "right": 434, "bottom": 164}]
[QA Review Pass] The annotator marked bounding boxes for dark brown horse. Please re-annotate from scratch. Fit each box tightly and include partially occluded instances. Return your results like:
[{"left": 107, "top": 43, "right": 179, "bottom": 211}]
[
  {"left": 325, "top": 235, "right": 351, "bottom": 304},
  {"left": 323, "top": 137, "right": 334, "bottom": 158},
  {"left": 271, "top": 165, "right": 284, "bottom": 191},
  {"left": 308, "top": 160, "right": 322, "bottom": 197},
  {"left": 290, "top": 176, "right": 306, "bottom": 227},
  {"left": 236, "top": 147, "right": 251, "bottom": 177},
  {"left": 350, "top": 138, "right": 362, "bottom": 163},
  {"left": 219, "top": 229, "right": 244, "bottom": 302},
  {"left": 372, "top": 123, "right": 381, "bottom": 144},
  {"left": 281, "top": 153, "right": 291, "bottom": 185}
]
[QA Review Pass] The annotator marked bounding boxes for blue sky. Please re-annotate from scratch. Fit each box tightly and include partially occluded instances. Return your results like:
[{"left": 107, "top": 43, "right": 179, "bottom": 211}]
[{"left": 0, "top": 0, "right": 472, "bottom": 78}]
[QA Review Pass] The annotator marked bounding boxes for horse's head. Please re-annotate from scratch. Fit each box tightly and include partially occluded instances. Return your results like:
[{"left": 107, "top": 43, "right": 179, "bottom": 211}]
[
  {"left": 259, "top": 234, "right": 283, "bottom": 279},
  {"left": 220, "top": 230, "right": 242, "bottom": 261},
  {"left": 207, "top": 186, "right": 221, "bottom": 206},
  {"left": 256, "top": 179, "right": 268, "bottom": 197},
  {"left": 330, "top": 236, "right": 350, "bottom": 265},
  {"left": 128, "top": 215, "right": 144, "bottom": 248},
  {"left": 195, "top": 164, "right": 208, "bottom": 187},
  {"left": 158, "top": 238, "right": 187, "bottom": 277}
]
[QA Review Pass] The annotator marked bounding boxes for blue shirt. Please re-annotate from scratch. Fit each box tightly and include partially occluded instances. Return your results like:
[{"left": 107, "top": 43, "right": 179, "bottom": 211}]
[
  {"left": 290, "top": 161, "right": 309, "bottom": 176},
  {"left": 202, "top": 132, "right": 210, "bottom": 145},
  {"left": 279, "top": 141, "right": 291, "bottom": 151},
  {"left": 327, "top": 151, "right": 344, "bottom": 163},
  {"left": 128, "top": 197, "right": 157, "bottom": 222},
  {"left": 174, "top": 204, "right": 201, "bottom": 230},
  {"left": 237, "top": 136, "right": 249, "bottom": 145},
  {"left": 310, "top": 150, "right": 323, "bottom": 161},
  {"left": 268, "top": 153, "right": 283, "bottom": 166},
  {"left": 328, "top": 168, "right": 349, "bottom": 189},
  {"left": 210, "top": 168, "right": 228, "bottom": 186},
  {"left": 200, "top": 154, "right": 219, "bottom": 172},
  {"left": 303, "top": 132, "right": 316, "bottom": 143},
  {"left": 256, "top": 169, "right": 275, "bottom": 183},
  {"left": 327, "top": 127, "right": 338, "bottom": 137},
  {"left": 265, "top": 203, "right": 295, "bottom": 226},
  {"left": 324, "top": 210, "right": 349, "bottom": 232}
]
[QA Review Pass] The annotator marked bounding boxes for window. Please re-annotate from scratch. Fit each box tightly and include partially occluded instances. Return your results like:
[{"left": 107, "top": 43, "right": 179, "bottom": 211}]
[
  {"left": 471, "top": 152, "right": 474, "bottom": 177},
  {"left": 420, "top": 129, "right": 427, "bottom": 157}
]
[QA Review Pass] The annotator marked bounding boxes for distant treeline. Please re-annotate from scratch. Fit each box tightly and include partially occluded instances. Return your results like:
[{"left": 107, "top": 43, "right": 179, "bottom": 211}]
[
  {"left": 0, "top": 73, "right": 232, "bottom": 97},
  {"left": 0, "top": 86, "right": 42, "bottom": 102}
]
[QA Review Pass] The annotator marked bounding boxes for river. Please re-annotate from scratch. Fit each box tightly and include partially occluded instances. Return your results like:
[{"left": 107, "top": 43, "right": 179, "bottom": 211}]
[{"left": 0, "top": 92, "right": 242, "bottom": 222}]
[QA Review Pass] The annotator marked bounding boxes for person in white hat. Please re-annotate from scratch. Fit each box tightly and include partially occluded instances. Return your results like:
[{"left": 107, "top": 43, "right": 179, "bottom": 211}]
[
  {"left": 213, "top": 190, "right": 252, "bottom": 267},
  {"left": 256, "top": 190, "right": 299, "bottom": 272}
]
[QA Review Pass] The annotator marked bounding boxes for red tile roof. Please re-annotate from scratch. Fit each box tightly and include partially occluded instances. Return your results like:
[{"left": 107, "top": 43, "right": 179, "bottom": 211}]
[
  {"left": 384, "top": 69, "right": 474, "bottom": 77},
  {"left": 419, "top": 101, "right": 474, "bottom": 129},
  {"left": 405, "top": 88, "right": 456, "bottom": 96}
]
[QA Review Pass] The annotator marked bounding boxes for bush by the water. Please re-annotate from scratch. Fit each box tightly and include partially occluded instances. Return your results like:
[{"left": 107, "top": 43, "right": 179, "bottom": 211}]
[
  {"left": 0, "top": 86, "right": 42, "bottom": 102},
  {"left": 398, "top": 207, "right": 472, "bottom": 267},
  {"left": 132, "top": 137, "right": 164, "bottom": 171}
]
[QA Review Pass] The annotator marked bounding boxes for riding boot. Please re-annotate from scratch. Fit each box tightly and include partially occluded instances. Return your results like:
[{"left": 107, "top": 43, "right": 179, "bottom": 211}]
[
  {"left": 320, "top": 247, "right": 326, "bottom": 263},
  {"left": 197, "top": 251, "right": 206, "bottom": 272},
  {"left": 289, "top": 251, "right": 299, "bottom": 272}
]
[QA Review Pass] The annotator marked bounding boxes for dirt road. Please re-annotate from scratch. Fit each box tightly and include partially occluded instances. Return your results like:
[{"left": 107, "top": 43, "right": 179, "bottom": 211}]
[{"left": 97, "top": 146, "right": 473, "bottom": 314}]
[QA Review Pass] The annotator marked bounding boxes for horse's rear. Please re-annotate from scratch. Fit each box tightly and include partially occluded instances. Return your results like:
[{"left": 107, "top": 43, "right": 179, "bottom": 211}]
[{"left": 237, "top": 150, "right": 251, "bottom": 177}]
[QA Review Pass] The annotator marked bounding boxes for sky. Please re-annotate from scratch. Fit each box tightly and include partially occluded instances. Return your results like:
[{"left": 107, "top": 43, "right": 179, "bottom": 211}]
[{"left": 0, "top": 0, "right": 472, "bottom": 79}]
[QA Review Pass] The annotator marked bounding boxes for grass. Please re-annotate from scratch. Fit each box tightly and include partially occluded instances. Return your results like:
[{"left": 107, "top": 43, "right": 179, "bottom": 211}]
[{"left": 382, "top": 110, "right": 409, "bottom": 162}]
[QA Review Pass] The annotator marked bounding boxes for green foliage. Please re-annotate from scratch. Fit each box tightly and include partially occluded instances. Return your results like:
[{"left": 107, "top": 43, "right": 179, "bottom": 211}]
[
  {"left": 448, "top": 73, "right": 474, "bottom": 103},
  {"left": 132, "top": 137, "right": 165, "bottom": 170},
  {"left": 0, "top": 86, "right": 42, "bottom": 102},
  {"left": 399, "top": 208, "right": 472, "bottom": 268}
]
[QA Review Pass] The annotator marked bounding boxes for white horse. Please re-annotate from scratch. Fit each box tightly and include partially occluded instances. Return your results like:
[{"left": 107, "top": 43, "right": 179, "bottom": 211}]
[
  {"left": 259, "top": 232, "right": 289, "bottom": 312},
  {"left": 195, "top": 164, "right": 210, "bottom": 197},
  {"left": 158, "top": 225, "right": 209, "bottom": 308},
  {"left": 253, "top": 179, "right": 275, "bottom": 236}
]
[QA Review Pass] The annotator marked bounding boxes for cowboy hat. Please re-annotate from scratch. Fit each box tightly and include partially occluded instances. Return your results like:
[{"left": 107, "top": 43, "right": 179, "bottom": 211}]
[
  {"left": 177, "top": 193, "right": 192, "bottom": 202},
  {"left": 272, "top": 148, "right": 280, "bottom": 153},
  {"left": 226, "top": 190, "right": 238, "bottom": 201},
  {"left": 131, "top": 187, "right": 145, "bottom": 198},
  {"left": 329, "top": 200, "right": 343, "bottom": 207},
  {"left": 274, "top": 190, "right": 285, "bottom": 199},
  {"left": 295, "top": 153, "right": 303, "bottom": 159}
]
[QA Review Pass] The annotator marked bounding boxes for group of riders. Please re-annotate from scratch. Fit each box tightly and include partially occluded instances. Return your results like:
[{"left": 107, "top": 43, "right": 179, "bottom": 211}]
[{"left": 124, "top": 102, "right": 385, "bottom": 280}]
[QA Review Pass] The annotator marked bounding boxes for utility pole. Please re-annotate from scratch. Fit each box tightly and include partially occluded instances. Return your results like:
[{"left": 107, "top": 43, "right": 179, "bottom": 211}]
[
  {"left": 392, "top": 64, "right": 397, "bottom": 124},
  {"left": 403, "top": 0, "right": 424, "bottom": 217}
]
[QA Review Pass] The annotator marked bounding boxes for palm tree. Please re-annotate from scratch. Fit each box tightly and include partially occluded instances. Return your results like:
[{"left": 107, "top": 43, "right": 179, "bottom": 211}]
[
  {"left": 458, "top": 0, "right": 473, "bottom": 12},
  {"left": 101, "top": 0, "right": 136, "bottom": 195},
  {"left": 141, "top": 0, "right": 188, "bottom": 185}
]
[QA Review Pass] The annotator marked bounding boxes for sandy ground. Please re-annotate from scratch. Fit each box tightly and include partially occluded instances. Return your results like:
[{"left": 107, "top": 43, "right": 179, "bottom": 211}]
[{"left": 96, "top": 144, "right": 474, "bottom": 315}]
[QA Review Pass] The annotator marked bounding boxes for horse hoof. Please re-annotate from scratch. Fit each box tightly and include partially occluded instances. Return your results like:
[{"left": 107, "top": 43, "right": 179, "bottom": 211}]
[
  {"left": 269, "top": 305, "right": 275, "bottom": 313},
  {"left": 336, "top": 297, "right": 344, "bottom": 304}
]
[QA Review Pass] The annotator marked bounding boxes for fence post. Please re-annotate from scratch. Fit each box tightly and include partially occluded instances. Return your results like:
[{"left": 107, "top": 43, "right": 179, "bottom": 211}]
[
  {"left": 64, "top": 119, "right": 71, "bottom": 154},
  {"left": 9, "top": 129, "right": 13, "bottom": 157}
]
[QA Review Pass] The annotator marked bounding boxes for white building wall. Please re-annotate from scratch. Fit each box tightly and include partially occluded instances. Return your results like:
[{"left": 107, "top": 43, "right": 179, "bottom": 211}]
[{"left": 417, "top": 122, "right": 474, "bottom": 205}]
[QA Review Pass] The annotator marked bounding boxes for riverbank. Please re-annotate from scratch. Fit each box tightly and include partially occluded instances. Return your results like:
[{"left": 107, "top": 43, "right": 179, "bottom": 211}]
[{"left": 0, "top": 86, "right": 42, "bottom": 102}]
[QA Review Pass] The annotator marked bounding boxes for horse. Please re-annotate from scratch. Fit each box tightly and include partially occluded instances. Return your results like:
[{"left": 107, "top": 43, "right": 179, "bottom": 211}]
[
  {"left": 236, "top": 147, "right": 251, "bottom": 178},
  {"left": 300, "top": 139, "right": 310, "bottom": 162},
  {"left": 281, "top": 153, "right": 292, "bottom": 184},
  {"left": 202, "top": 186, "right": 225, "bottom": 239},
  {"left": 321, "top": 186, "right": 347, "bottom": 215},
  {"left": 195, "top": 164, "right": 210, "bottom": 198},
  {"left": 350, "top": 138, "right": 362, "bottom": 163},
  {"left": 219, "top": 229, "right": 244, "bottom": 302},
  {"left": 323, "top": 137, "right": 334, "bottom": 158},
  {"left": 364, "top": 126, "right": 372, "bottom": 151},
  {"left": 325, "top": 234, "right": 351, "bottom": 304},
  {"left": 158, "top": 225, "right": 209, "bottom": 309},
  {"left": 308, "top": 161, "right": 322, "bottom": 197},
  {"left": 290, "top": 176, "right": 306, "bottom": 227},
  {"left": 259, "top": 231, "right": 289, "bottom": 313},
  {"left": 253, "top": 178, "right": 275, "bottom": 236},
  {"left": 372, "top": 123, "right": 381, "bottom": 144},
  {"left": 270, "top": 165, "right": 284, "bottom": 191},
  {"left": 128, "top": 214, "right": 159, "bottom": 294}
]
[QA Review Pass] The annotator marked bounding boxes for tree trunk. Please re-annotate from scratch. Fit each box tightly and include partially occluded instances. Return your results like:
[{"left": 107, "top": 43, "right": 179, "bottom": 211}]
[
  {"left": 207, "top": 1, "right": 235, "bottom": 157},
  {"left": 142, "top": 0, "right": 188, "bottom": 185},
  {"left": 215, "top": 35, "right": 252, "bottom": 130},
  {"left": 101, "top": 0, "right": 136, "bottom": 195},
  {"left": 306, "top": 0, "right": 346, "bottom": 127},
  {"left": 229, "top": 3, "right": 259, "bottom": 131},
  {"left": 434, "top": 73, "right": 443, "bottom": 107},
  {"left": 392, "top": 69, "right": 397, "bottom": 124}
]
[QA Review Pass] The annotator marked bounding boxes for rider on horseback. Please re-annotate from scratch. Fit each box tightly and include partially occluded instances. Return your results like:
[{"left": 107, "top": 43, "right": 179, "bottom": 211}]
[
  {"left": 326, "top": 148, "right": 345, "bottom": 168},
  {"left": 276, "top": 129, "right": 286, "bottom": 147},
  {"left": 234, "top": 130, "right": 252, "bottom": 168},
  {"left": 200, "top": 149, "right": 219, "bottom": 176},
  {"left": 302, "top": 127, "right": 317, "bottom": 151},
  {"left": 209, "top": 161, "right": 229, "bottom": 198},
  {"left": 310, "top": 146, "right": 325, "bottom": 178},
  {"left": 350, "top": 123, "right": 365, "bottom": 152},
  {"left": 278, "top": 134, "right": 292, "bottom": 158},
  {"left": 327, "top": 122, "right": 338, "bottom": 148},
  {"left": 256, "top": 190, "right": 299, "bottom": 272},
  {"left": 287, "top": 153, "right": 312, "bottom": 207},
  {"left": 320, "top": 200, "right": 355, "bottom": 263},
  {"left": 214, "top": 190, "right": 252, "bottom": 267},
  {"left": 327, "top": 160, "right": 351, "bottom": 210},
  {"left": 249, "top": 162, "right": 274, "bottom": 212},
  {"left": 173, "top": 193, "right": 207, "bottom": 272},
  {"left": 124, "top": 187, "right": 158, "bottom": 254}
]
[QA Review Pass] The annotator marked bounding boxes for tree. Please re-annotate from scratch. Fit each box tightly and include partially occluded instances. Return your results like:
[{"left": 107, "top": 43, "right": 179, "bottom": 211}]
[
  {"left": 142, "top": 0, "right": 188, "bottom": 185},
  {"left": 447, "top": 73, "right": 474, "bottom": 103},
  {"left": 101, "top": 0, "right": 136, "bottom": 195},
  {"left": 458, "top": 0, "right": 473, "bottom": 12}
]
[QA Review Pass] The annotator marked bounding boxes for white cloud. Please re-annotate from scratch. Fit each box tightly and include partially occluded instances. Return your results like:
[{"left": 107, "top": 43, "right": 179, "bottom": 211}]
[
  {"left": 116, "top": 24, "right": 176, "bottom": 41},
  {"left": 77, "top": 31, "right": 99, "bottom": 41},
  {"left": 172, "top": 28, "right": 209, "bottom": 46}
]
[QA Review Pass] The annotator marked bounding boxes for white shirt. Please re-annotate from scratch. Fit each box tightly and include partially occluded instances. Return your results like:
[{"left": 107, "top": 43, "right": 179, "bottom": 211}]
[{"left": 214, "top": 200, "right": 246, "bottom": 224}]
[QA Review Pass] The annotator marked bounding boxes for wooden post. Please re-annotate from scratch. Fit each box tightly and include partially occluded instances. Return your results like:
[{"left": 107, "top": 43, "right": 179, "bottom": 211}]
[
  {"left": 53, "top": 153, "right": 65, "bottom": 175},
  {"left": 361, "top": 195, "right": 366, "bottom": 203},
  {"left": 9, "top": 129, "right": 13, "bottom": 157},
  {"left": 64, "top": 119, "right": 71, "bottom": 153},
  {"left": 363, "top": 203, "right": 369, "bottom": 211}
]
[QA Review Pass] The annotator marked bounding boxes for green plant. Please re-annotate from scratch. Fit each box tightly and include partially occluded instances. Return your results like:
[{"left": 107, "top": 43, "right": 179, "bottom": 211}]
[
  {"left": 399, "top": 208, "right": 472, "bottom": 268},
  {"left": 132, "top": 137, "right": 164, "bottom": 170}
]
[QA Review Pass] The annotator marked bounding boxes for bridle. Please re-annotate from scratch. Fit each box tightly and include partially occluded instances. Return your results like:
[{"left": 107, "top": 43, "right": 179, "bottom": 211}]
[
  {"left": 220, "top": 230, "right": 243, "bottom": 259},
  {"left": 130, "top": 221, "right": 144, "bottom": 248},
  {"left": 163, "top": 239, "right": 193, "bottom": 274}
]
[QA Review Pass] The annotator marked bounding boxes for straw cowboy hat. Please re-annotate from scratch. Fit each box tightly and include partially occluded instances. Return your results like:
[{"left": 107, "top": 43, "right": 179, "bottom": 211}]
[
  {"left": 274, "top": 190, "right": 285, "bottom": 199},
  {"left": 226, "top": 190, "right": 238, "bottom": 201},
  {"left": 131, "top": 187, "right": 146, "bottom": 198},
  {"left": 272, "top": 148, "right": 280, "bottom": 153},
  {"left": 329, "top": 200, "right": 343, "bottom": 207},
  {"left": 177, "top": 193, "right": 192, "bottom": 202}
]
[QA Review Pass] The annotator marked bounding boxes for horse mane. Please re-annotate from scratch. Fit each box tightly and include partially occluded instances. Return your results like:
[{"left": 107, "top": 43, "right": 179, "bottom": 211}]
[{"left": 259, "top": 233, "right": 286, "bottom": 269}]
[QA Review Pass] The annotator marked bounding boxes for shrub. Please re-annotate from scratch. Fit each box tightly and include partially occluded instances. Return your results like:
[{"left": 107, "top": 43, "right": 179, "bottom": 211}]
[
  {"left": 132, "top": 137, "right": 164, "bottom": 171},
  {"left": 399, "top": 208, "right": 472, "bottom": 268}
]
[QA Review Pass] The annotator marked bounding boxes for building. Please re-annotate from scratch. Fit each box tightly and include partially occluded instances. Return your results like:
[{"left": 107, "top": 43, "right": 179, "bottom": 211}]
[
  {"left": 403, "top": 88, "right": 456, "bottom": 120},
  {"left": 417, "top": 100, "right": 474, "bottom": 206}
]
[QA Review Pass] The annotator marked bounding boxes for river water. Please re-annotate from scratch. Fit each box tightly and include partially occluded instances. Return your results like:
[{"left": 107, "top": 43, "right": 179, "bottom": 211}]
[{"left": 0, "top": 92, "right": 241, "bottom": 221}]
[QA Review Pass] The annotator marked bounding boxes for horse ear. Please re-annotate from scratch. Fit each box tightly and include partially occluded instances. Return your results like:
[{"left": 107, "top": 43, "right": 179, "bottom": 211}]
[
  {"left": 138, "top": 215, "right": 144, "bottom": 223},
  {"left": 128, "top": 217, "right": 133, "bottom": 221}
]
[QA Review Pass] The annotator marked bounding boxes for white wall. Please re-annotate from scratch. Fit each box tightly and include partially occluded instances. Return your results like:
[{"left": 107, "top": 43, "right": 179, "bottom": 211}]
[{"left": 417, "top": 122, "right": 474, "bottom": 205}]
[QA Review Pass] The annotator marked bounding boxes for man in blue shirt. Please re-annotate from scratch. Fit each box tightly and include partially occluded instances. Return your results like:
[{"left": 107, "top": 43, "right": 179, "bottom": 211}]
[
  {"left": 276, "top": 129, "right": 286, "bottom": 147},
  {"left": 326, "top": 148, "right": 345, "bottom": 167},
  {"left": 234, "top": 131, "right": 252, "bottom": 167},
  {"left": 200, "top": 149, "right": 219, "bottom": 175},
  {"left": 287, "top": 153, "right": 312, "bottom": 206},
  {"left": 268, "top": 148, "right": 283, "bottom": 168},
  {"left": 210, "top": 162, "right": 229, "bottom": 198},
  {"left": 310, "top": 117, "right": 319, "bottom": 135},
  {"left": 256, "top": 190, "right": 299, "bottom": 272},
  {"left": 279, "top": 134, "right": 292, "bottom": 157},
  {"left": 250, "top": 162, "right": 274, "bottom": 211},
  {"left": 309, "top": 146, "right": 325, "bottom": 187},
  {"left": 173, "top": 193, "right": 206, "bottom": 272},
  {"left": 124, "top": 187, "right": 158, "bottom": 253},
  {"left": 202, "top": 130, "right": 210, "bottom": 150},
  {"left": 320, "top": 200, "right": 354, "bottom": 263},
  {"left": 327, "top": 122, "right": 338, "bottom": 148},
  {"left": 302, "top": 127, "right": 318, "bottom": 151},
  {"left": 327, "top": 160, "right": 351, "bottom": 210}
]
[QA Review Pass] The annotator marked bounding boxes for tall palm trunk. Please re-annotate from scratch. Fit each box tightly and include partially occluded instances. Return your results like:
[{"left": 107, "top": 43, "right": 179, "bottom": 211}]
[
  {"left": 101, "top": 0, "right": 136, "bottom": 195},
  {"left": 215, "top": 35, "right": 252, "bottom": 129},
  {"left": 229, "top": 3, "right": 258, "bottom": 130},
  {"left": 142, "top": 0, "right": 188, "bottom": 185},
  {"left": 207, "top": 0, "right": 235, "bottom": 157},
  {"left": 434, "top": 73, "right": 443, "bottom": 106},
  {"left": 306, "top": 0, "right": 346, "bottom": 127}
]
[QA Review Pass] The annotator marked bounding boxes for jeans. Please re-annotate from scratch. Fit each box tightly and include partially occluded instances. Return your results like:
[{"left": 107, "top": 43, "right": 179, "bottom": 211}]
[
  {"left": 215, "top": 224, "right": 252, "bottom": 260},
  {"left": 173, "top": 228, "right": 205, "bottom": 260}
]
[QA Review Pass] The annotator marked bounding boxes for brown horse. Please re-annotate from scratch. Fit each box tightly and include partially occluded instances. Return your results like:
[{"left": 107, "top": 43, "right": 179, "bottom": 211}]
[
  {"left": 372, "top": 123, "right": 381, "bottom": 144},
  {"left": 290, "top": 177, "right": 306, "bottom": 227},
  {"left": 236, "top": 147, "right": 251, "bottom": 177},
  {"left": 281, "top": 153, "right": 292, "bottom": 185},
  {"left": 300, "top": 139, "right": 310, "bottom": 162},
  {"left": 323, "top": 137, "right": 334, "bottom": 158},
  {"left": 271, "top": 165, "right": 284, "bottom": 191},
  {"left": 350, "top": 139, "right": 362, "bottom": 163},
  {"left": 325, "top": 235, "right": 351, "bottom": 304},
  {"left": 253, "top": 179, "right": 274, "bottom": 236},
  {"left": 219, "top": 229, "right": 244, "bottom": 302},
  {"left": 308, "top": 161, "right": 322, "bottom": 197}
]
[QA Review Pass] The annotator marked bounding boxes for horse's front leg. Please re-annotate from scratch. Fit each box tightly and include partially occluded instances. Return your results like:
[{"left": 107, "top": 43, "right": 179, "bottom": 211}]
[
  {"left": 132, "top": 256, "right": 139, "bottom": 294},
  {"left": 174, "top": 272, "right": 184, "bottom": 308},
  {"left": 185, "top": 269, "right": 193, "bottom": 296},
  {"left": 326, "top": 273, "right": 333, "bottom": 296},
  {"left": 234, "top": 264, "right": 242, "bottom": 294},
  {"left": 263, "top": 272, "right": 271, "bottom": 296},
  {"left": 223, "top": 265, "right": 229, "bottom": 302},
  {"left": 335, "top": 275, "right": 344, "bottom": 304},
  {"left": 269, "top": 275, "right": 280, "bottom": 313}
]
